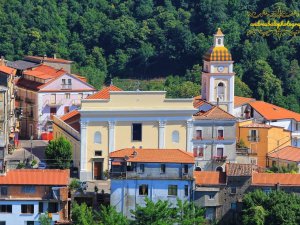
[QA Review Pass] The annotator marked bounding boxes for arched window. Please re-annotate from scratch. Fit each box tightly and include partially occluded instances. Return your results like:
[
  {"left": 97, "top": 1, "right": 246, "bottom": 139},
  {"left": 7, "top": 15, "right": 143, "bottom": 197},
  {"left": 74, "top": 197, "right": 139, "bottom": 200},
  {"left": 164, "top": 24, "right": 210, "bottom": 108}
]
[
  {"left": 94, "top": 131, "right": 101, "bottom": 144},
  {"left": 172, "top": 131, "right": 179, "bottom": 143},
  {"left": 217, "top": 82, "right": 225, "bottom": 101},
  {"left": 218, "top": 38, "right": 222, "bottom": 45}
]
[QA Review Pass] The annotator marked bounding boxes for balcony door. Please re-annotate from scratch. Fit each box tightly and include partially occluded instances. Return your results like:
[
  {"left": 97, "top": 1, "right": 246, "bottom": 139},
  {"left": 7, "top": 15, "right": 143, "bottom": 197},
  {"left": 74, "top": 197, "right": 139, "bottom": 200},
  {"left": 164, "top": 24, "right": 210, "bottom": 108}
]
[
  {"left": 50, "top": 107, "right": 57, "bottom": 120},
  {"left": 217, "top": 148, "right": 223, "bottom": 157}
]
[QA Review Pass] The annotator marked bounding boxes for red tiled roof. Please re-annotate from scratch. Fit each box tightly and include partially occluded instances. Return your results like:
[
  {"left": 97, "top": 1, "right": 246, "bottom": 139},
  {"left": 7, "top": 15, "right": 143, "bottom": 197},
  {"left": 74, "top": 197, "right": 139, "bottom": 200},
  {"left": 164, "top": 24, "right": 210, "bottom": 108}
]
[
  {"left": 268, "top": 146, "right": 300, "bottom": 162},
  {"left": 0, "top": 65, "right": 16, "bottom": 75},
  {"left": 87, "top": 85, "right": 122, "bottom": 99},
  {"left": 250, "top": 101, "right": 300, "bottom": 122},
  {"left": 110, "top": 148, "right": 194, "bottom": 163},
  {"left": 24, "top": 64, "right": 66, "bottom": 80},
  {"left": 226, "top": 163, "right": 254, "bottom": 176},
  {"left": 60, "top": 110, "right": 80, "bottom": 121},
  {"left": 16, "top": 78, "right": 43, "bottom": 91},
  {"left": 194, "top": 105, "right": 236, "bottom": 120},
  {"left": 0, "top": 169, "right": 69, "bottom": 185},
  {"left": 25, "top": 55, "right": 73, "bottom": 64},
  {"left": 252, "top": 172, "right": 300, "bottom": 186},
  {"left": 194, "top": 171, "right": 226, "bottom": 185},
  {"left": 234, "top": 96, "right": 256, "bottom": 107}
]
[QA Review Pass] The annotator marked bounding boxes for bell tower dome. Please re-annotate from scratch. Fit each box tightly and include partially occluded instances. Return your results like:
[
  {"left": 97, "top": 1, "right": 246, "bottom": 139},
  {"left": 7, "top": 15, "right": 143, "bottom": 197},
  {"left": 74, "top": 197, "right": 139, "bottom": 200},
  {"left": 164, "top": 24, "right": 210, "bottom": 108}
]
[{"left": 201, "top": 28, "right": 235, "bottom": 114}]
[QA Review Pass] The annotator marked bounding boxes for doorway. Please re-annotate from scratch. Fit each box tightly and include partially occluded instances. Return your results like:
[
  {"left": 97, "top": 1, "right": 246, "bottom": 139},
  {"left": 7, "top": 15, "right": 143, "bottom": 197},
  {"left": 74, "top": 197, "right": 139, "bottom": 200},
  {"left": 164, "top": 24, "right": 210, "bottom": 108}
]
[{"left": 93, "top": 161, "right": 103, "bottom": 180}]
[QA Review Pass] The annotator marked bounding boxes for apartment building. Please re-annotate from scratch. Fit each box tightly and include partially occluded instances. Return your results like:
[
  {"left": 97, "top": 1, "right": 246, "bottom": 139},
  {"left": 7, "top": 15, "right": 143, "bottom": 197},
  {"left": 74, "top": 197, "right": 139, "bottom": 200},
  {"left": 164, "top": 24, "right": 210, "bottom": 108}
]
[
  {"left": 0, "top": 169, "right": 70, "bottom": 225},
  {"left": 110, "top": 148, "right": 194, "bottom": 218}
]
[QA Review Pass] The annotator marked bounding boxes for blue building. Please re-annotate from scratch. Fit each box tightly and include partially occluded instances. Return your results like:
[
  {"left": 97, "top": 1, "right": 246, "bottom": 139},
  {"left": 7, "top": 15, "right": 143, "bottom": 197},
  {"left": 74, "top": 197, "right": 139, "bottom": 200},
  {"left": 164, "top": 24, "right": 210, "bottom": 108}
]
[{"left": 110, "top": 148, "right": 195, "bottom": 218}]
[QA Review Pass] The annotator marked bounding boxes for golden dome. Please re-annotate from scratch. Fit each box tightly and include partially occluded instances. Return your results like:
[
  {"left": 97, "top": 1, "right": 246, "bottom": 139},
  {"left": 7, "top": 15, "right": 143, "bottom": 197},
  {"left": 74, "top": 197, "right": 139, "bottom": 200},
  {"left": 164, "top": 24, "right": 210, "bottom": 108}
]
[{"left": 203, "top": 46, "right": 232, "bottom": 61}]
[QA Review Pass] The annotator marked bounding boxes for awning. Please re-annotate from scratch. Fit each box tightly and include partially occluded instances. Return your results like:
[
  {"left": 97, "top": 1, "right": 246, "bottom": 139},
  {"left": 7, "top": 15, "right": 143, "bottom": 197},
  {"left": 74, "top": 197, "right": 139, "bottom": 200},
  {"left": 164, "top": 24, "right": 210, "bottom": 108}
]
[{"left": 112, "top": 161, "right": 122, "bottom": 166}]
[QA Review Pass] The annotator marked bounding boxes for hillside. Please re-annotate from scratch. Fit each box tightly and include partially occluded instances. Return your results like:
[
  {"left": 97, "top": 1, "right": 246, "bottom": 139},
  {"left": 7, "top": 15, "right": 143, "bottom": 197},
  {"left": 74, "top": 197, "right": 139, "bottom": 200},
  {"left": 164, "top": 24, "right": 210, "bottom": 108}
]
[{"left": 1, "top": 0, "right": 300, "bottom": 111}]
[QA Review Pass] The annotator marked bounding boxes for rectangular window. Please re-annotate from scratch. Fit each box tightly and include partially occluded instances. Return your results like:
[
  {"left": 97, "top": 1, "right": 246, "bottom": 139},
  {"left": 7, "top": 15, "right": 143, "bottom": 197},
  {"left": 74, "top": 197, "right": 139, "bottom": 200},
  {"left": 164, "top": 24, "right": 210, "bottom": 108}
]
[
  {"left": 198, "top": 148, "right": 204, "bottom": 157},
  {"left": 48, "top": 202, "right": 58, "bottom": 213},
  {"left": 196, "top": 130, "right": 202, "bottom": 139},
  {"left": 139, "top": 184, "right": 148, "bottom": 196},
  {"left": 132, "top": 123, "right": 142, "bottom": 141},
  {"left": 39, "top": 202, "right": 43, "bottom": 213},
  {"left": 217, "top": 129, "right": 224, "bottom": 139},
  {"left": 21, "top": 204, "right": 34, "bottom": 214},
  {"left": 183, "top": 165, "right": 189, "bottom": 174},
  {"left": 62, "top": 79, "right": 66, "bottom": 84},
  {"left": 0, "top": 221, "right": 6, "bottom": 225},
  {"left": 50, "top": 94, "right": 56, "bottom": 104},
  {"left": 160, "top": 164, "right": 166, "bottom": 173},
  {"left": 139, "top": 164, "right": 145, "bottom": 173},
  {"left": 95, "top": 151, "right": 102, "bottom": 156},
  {"left": 249, "top": 130, "right": 259, "bottom": 142},
  {"left": 184, "top": 185, "right": 189, "bottom": 196},
  {"left": 0, "top": 205, "right": 12, "bottom": 213},
  {"left": 231, "top": 187, "right": 237, "bottom": 194},
  {"left": 0, "top": 187, "right": 7, "bottom": 196},
  {"left": 168, "top": 185, "right": 178, "bottom": 196},
  {"left": 68, "top": 79, "right": 72, "bottom": 85},
  {"left": 78, "top": 93, "right": 83, "bottom": 99},
  {"left": 65, "top": 93, "right": 70, "bottom": 99},
  {"left": 262, "top": 188, "right": 272, "bottom": 194},
  {"left": 21, "top": 186, "right": 36, "bottom": 194},
  {"left": 26, "top": 222, "right": 34, "bottom": 225}
]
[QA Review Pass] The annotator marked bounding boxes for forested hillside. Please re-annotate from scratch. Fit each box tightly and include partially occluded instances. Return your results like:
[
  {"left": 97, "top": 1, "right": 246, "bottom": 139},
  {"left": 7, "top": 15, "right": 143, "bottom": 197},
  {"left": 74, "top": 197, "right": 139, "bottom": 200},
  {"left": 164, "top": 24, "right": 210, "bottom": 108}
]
[{"left": 1, "top": 0, "right": 300, "bottom": 111}]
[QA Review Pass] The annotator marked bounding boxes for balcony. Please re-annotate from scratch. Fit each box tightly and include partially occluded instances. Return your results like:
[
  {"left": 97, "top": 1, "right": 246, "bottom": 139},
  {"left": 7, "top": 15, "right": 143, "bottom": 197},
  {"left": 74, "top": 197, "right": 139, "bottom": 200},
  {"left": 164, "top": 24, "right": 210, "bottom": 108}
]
[
  {"left": 25, "top": 97, "right": 34, "bottom": 104},
  {"left": 213, "top": 156, "right": 227, "bottom": 162},
  {"left": 292, "top": 131, "right": 300, "bottom": 138},
  {"left": 217, "top": 136, "right": 224, "bottom": 140},
  {"left": 247, "top": 136, "right": 260, "bottom": 142},
  {"left": 236, "top": 147, "right": 257, "bottom": 155},
  {"left": 110, "top": 171, "right": 193, "bottom": 180},
  {"left": 61, "top": 84, "right": 72, "bottom": 90}
]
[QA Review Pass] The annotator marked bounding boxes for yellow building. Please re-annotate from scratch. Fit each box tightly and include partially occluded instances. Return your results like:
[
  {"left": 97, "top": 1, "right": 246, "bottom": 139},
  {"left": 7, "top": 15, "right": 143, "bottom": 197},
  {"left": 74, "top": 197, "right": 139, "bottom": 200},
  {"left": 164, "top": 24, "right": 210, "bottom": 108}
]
[
  {"left": 236, "top": 120, "right": 291, "bottom": 168},
  {"left": 54, "top": 85, "right": 197, "bottom": 181}
]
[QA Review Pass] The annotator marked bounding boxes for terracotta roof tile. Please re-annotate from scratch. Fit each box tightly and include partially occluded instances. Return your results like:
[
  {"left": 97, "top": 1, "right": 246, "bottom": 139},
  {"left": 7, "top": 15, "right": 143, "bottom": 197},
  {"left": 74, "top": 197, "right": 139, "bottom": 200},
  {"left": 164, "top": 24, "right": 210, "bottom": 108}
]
[
  {"left": 194, "top": 105, "right": 236, "bottom": 120},
  {"left": 234, "top": 96, "right": 256, "bottom": 107},
  {"left": 252, "top": 173, "right": 300, "bottom": 186},
  {"left": 268, "top": 146, "right": 300, "bottom": 162},
  {"left": 0, "top": 169, "right": 69, "bottom": 185},
  {"left": 250, "top": 101, "right": 300, "bottom": 122},
  {"left": 226, "top": 163, "right": 254, "bottom": 176},
  {"left": 86, "top": 85, "right": 122, "bottom": 99},
  {"left": 60, "top": 110, "right": 80, "bottom": 121},
  {"left": 24, "top": 64, "right": 66, "bottom": 79},
  {"left": 0, "top": 65, "right": 16, "bottom": 75},
  {"left": 194, "top": 171, "right": 226, "bottom": 185},
  {"left": 16, "top": 78, "right": 43, "bottom": 91},
  {"left": 110, "top": 148, "right": 194, "bottom": 164}
]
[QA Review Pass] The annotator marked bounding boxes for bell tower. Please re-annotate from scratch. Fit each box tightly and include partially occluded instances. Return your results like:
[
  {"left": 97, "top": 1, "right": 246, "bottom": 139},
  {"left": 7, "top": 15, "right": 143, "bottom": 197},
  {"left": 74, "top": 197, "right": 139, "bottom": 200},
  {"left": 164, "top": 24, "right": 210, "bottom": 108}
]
[{"left": 201, "top": 28, "right": 235, "bottom": 114}]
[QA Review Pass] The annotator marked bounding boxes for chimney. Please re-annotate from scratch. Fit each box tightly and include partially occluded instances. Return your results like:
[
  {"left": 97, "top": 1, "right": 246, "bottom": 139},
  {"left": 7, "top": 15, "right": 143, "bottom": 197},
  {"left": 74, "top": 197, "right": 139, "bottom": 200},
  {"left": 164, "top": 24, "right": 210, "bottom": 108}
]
[{"left": 53, "top": 54, "right": 56, "bottom": 59}]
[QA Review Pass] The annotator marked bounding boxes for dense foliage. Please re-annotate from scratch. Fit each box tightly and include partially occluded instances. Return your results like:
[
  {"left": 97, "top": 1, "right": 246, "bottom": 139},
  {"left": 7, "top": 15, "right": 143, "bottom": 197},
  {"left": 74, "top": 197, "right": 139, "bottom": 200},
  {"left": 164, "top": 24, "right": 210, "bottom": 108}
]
[
  {"left": 71, "top": 199, "right": 205, "bottom": 225},
  {"left": 45, "top": 136, "right": 72, "bottom": 169},
  {"left": 1, "top": 0, "right": 300, "bottom": 109},
  {"left": 242, "top": 190, "right": 300, "bottom": 225}
]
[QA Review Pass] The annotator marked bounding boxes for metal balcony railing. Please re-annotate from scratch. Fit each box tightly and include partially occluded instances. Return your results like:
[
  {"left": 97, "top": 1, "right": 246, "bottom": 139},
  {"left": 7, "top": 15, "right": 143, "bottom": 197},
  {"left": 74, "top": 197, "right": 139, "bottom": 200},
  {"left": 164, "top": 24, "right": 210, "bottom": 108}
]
[
  {"left": 213, "top": 156, "right": 227, "bottom": 162},
  {"left": 247, "top": 136, "right": 260, "bottom": 142}
]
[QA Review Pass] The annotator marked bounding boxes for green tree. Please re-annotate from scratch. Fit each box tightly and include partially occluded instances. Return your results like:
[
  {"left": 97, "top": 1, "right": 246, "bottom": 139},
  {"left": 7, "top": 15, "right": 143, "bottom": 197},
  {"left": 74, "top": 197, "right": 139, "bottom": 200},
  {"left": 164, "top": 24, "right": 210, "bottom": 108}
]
[
  {"left": 45, "top": 136, "right": 72, "bottom": 169},
  {"left": 175, "top": 199, "right": 206, "bottom": 225},
  {"left": 72, "top": 202, "right": 96, "bottom": 225},
  {"left": 39, "top": 211, "right": 52, "bottom": 225},
  {"left": 96, "top": 205, "right": 129, "bottom": 225}
]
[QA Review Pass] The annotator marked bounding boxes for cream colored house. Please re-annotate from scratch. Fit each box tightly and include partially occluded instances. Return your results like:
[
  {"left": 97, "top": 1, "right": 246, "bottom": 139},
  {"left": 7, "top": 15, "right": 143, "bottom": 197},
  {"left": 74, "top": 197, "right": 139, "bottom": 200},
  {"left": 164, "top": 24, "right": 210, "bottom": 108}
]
[{"left": 78, "top": 87, "right": 196, "bottom": 181}]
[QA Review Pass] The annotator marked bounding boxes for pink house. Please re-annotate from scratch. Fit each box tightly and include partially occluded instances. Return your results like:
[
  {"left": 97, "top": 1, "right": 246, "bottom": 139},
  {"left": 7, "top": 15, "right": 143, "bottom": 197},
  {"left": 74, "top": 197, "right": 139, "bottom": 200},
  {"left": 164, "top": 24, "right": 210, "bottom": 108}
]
[{"left": 15, "top": 63, "right": 96, "bottom": 139}]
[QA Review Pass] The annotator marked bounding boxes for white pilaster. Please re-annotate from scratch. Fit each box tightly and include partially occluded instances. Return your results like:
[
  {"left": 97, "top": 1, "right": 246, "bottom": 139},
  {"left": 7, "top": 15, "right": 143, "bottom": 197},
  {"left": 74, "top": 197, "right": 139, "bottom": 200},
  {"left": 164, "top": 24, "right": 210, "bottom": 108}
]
[
  {"left": 108, "top": 121, "right": 116, "bottom": 153},
  {"left": 80, "top": 120, "right": 88, "bottom": 180},
  {"left": 209, "top": 77, "right": 214, "bottom": 102},
  {"left": 158, "top": 121, "right": 166, "bottom": 149},
  {"left": 186, "top": 120, "right": 193, "bottom": 152},
  {"left": 229, "top": 75, "right": 235, "bottom": 114}
]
